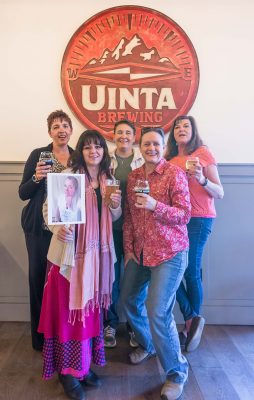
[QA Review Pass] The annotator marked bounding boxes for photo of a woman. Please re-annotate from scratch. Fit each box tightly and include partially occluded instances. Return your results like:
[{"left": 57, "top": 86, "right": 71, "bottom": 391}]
[{"left": 55, "top": 176, "right": 81, "bottom": 223}]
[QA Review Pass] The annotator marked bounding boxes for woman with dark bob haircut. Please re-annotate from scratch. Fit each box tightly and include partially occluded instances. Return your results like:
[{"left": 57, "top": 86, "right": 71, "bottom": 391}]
[
  {"left": 70, "top": 130, "right": 112, "bottom": 178},
  {"left": 39, "top": 130, "right": 122, "bottom": 400},
  {"left": 166, "top": 115, "right": 224, "bottom": 353}
]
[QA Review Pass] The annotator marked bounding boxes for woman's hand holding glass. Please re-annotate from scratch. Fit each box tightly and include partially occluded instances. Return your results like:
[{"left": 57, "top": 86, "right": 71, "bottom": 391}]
[
  {"left": 135, "top": 192, "right": 157, "bottom": 211},
  {"left": 35, "top": 152, "right": 54, "bottom": 181},
  {"left": 186, "top": 157, "right": 205, "bottom": 184},
  {"left": 109, "top": 189, "right": 121, "bottom": 209},
  {"left": 34, "top": 160, "right": 52, "bottom": 181},
  {"left": 57, "top": 225, "right": 74, "bottom": 243},
  {"left": 134, "top": 179, "right": 156, "bottom": 211}
]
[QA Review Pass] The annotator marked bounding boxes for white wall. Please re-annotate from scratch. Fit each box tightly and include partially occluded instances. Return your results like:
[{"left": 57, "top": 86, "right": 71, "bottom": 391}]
[{"left": 0, "top": 0, "right": 254, "bottom": 163}]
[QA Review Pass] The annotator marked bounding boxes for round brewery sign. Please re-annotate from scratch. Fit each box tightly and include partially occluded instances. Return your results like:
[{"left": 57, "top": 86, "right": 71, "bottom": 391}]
[{"left": 61, "top": 6, "right": 199, "bottom": 141}]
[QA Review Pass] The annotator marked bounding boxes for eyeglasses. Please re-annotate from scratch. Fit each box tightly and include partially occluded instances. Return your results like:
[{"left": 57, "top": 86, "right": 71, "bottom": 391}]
[{"left": 140, "top": 127, "right": 165, "bottom": 137}]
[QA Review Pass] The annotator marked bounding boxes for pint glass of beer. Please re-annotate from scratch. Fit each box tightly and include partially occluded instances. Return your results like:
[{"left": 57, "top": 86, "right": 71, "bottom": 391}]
[{"left": 104, "top": 179, "right": 120, "bottom": 206}]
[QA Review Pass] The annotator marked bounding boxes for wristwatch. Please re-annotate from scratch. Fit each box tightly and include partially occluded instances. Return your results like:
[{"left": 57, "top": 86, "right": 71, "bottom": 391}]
[
  {"left": 32, "top": 174, "right": 40, "bottom": 184},
  {"left": 200, "top": 176, "right": 208, "bottom": 186}
]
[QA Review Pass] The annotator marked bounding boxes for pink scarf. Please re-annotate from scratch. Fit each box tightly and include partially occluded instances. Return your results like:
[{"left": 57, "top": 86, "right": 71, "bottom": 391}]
[{"left": 68, "top": 173, "right": 115, "bottom": 323}]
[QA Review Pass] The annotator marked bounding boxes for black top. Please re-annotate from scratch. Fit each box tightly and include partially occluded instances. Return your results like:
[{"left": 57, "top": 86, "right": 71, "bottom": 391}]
[
  {"left": 95, "top": 186, "right": 102, "bottom": 221},
  {"left": 19, "top": 143, "right": 73, "bottom": 234}
]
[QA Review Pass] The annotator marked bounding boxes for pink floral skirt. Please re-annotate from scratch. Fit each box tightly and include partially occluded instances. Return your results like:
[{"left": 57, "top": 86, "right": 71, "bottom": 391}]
[{"left": 38, "top": 263, "right": 106, "bottom": 379}]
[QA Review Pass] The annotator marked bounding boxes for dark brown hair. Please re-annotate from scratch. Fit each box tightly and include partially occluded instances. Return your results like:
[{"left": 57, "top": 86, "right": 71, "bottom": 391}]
[
  {"left": 47, "top": 110, "right": 73, "bottom": 132},
  {"left": 165, "top": 115, "right": 203, "bottom": 160},
  {"left": 68, "top": 130, "right": 111, "bottom": 180}
]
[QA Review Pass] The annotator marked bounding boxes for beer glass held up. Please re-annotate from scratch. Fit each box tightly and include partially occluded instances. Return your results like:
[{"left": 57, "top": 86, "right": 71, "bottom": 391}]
[
  {"left": 134, "top": 179, "right": 150, "bottom": 194},
  {"left": 104, "top": 179, "right": 120, "bottom": 206},
  {"left": 185, "top": 156, "right": 199, "bottom": 171},
  {"left": 39, "top": 151, "right": 54, "bottom": 167}
]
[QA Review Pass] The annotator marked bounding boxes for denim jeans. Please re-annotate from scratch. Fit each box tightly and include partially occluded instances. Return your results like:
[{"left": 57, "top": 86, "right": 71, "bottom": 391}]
[
  {"left": 176, "top": 217, "right": 214, "bottom": 321},
  {"left": 120, "top": 251, "right": 189, "bottom": 383},
  {"left": 104, "top": 230, "right": 123, "bottom": 329}
]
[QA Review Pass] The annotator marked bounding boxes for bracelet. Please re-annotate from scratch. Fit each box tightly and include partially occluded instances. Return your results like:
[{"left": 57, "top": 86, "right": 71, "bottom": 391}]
[
  {"left": 32, "top": 174, "right": 40, "bottom": 184},
  {"left": 200, "top": 176, "right": 208, "bottom": 187}
]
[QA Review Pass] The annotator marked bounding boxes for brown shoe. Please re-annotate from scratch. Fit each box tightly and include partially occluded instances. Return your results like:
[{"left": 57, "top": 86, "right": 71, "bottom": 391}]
[
  {"left": 161, "top": 380, "right": 184, "bottom": 400},
  {"left": 129, "top": 347, "right": 156, "bottom": 365},
  {"left": 185, "top": 316, "right": 205, "bottom": 352}
]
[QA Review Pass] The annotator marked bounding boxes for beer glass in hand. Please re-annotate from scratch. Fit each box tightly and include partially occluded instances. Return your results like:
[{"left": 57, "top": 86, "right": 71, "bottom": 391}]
[
  {"left": 185, "top": 156, "right": 200, "bottom": 182},
  {"left": 134, "top": 179, "right": 150, "bottom": 194},
  {"left": 105, "top": 179, "right": 120, "bottom": 206},
  {"left": 134, "top": 179, "right": 150, "bottom": 208},
  {"left": 185, "top": 156, "right": 199, "bottom": 171},
  {"left": 39, "top": 151, "right": 54, "bottom": 167}
]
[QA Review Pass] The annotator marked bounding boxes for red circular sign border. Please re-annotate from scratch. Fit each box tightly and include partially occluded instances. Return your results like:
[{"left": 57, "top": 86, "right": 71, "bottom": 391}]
[{"left": 61, "top": 5, "right": 199, "bottom": 142}]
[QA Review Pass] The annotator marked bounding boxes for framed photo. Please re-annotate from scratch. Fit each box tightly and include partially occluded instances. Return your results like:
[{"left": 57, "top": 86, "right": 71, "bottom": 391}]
[{"left": 47, "top": 173, "right": 85, "bottom": 225}]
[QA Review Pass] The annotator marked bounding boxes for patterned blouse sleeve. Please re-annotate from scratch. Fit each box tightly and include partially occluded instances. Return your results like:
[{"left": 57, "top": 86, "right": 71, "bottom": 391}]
[{"left": 153, "top": 167, "right": 191, "bottom": 226}]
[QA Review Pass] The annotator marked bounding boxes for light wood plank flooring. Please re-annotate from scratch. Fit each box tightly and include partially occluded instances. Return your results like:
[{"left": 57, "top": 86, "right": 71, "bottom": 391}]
[{"left": 0, "top": 322, "right": 253, "bottom": 400}]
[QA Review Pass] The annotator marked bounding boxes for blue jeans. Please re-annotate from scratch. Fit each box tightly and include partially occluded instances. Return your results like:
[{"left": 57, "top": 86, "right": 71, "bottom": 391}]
[
  {"left": 120, "top": 251, "right": 189, "bottom": 383},
  {"left": 104, "top": 230, "right": 123, "bottom": 329},
  {"left": 176, "top": 217, "right": 214, "bottom": 321}
]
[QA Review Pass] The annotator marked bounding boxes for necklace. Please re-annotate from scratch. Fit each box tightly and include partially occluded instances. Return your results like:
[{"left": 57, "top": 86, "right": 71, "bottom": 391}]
[
  {"left": 116, "top": 153, "right": 134, "bottom": 165},
  {"left": 116, "top": 156, "right": 125, "bottom": 165}
]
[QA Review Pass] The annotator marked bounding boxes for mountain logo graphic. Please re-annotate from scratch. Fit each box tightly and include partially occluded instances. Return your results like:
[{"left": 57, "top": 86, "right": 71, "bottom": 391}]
[{"left": 61, "top": 6, "right": 199, "bottom": 141}]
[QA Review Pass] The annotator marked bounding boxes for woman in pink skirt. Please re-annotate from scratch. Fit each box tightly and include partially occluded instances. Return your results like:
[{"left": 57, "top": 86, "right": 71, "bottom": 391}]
[{"left": 39, "top": 130, "right": 121, "bottom": 400}]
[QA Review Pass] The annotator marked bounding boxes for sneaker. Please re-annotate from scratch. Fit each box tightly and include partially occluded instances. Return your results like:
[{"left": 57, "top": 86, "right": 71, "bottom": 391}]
[
  {"left": 129, "top": 346, "right": 156, "bottom": 365},
  {"left": 129, "top": 331, "right": 139, "bottom": 348},
  {"left": 104, "top": 325, "right": 116, "bottom": 348},
  {"left": 185, "top": 315, "right": 205, "bottom": 352},
  {"left": 161, "top": 380, "right": 184, "bottom": 400}
]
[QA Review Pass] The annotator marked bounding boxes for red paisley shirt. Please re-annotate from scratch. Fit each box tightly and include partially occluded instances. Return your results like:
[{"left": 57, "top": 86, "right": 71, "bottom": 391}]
[{"left": 123, "top": 158, "right": 191, "bottom": 267}]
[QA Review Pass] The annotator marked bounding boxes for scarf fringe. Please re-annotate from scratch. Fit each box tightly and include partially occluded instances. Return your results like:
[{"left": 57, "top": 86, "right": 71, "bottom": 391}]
[{"left": 68, "top": 293, "right": 112, "bottom": 326}]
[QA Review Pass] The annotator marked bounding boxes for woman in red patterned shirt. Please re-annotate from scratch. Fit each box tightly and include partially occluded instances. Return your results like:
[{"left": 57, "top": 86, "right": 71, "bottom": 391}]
[
  {"left": 166, "top": 115, "right": 224, "bottom": 354},
  {"left": 120, "top": 127, "right": 191, "bottom": 400}
]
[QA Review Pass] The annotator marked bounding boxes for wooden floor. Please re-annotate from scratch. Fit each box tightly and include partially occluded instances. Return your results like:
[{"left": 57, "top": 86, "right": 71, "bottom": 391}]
[{"left": 0, "top": 322, "right": 254, "bottom": 400}]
